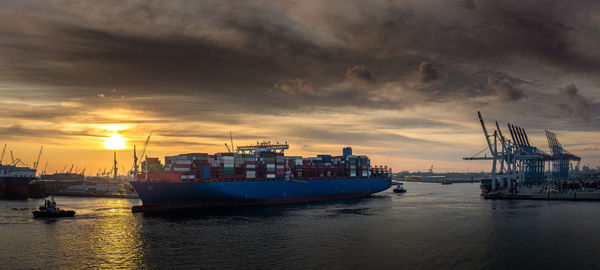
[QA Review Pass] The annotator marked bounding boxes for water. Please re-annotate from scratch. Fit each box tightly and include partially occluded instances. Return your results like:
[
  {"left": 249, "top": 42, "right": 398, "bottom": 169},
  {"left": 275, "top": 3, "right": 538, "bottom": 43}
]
[{"left": 1, "top": 182, "right": 599, "bottom": 269}]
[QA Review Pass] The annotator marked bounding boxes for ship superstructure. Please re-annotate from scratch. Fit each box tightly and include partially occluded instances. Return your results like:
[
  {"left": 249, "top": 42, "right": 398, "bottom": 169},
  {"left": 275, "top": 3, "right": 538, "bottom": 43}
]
[{"left": 0, "top": 164, "right": 36, "bottom": 199}]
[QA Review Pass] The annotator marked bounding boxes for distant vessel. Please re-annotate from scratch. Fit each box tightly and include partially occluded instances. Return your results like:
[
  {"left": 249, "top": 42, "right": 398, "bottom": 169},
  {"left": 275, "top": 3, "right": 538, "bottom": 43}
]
[
  {"left": 131, "top": 144, "right": 392, "bottom": 212},
  {"left": 0, "top": 164, "right": 36, "bottom": 199},
  {"left": 441, "top": 180, "right": 453, "bottom": 185},
  {"left": 32, "top": 197, "right": 75, "bottom": 218}
]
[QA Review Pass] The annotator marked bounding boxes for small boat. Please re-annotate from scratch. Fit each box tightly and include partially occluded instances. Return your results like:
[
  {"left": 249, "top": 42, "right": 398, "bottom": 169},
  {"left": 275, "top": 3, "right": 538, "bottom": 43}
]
[
  {"left": 441, "top": 180, "right": 453, "bottom": 185},
  {"left": 32, "top": 197, "right": 75, "bottom": 218},
  {"left": 393, "top": 183, "right": 406, "bottom": 193}
]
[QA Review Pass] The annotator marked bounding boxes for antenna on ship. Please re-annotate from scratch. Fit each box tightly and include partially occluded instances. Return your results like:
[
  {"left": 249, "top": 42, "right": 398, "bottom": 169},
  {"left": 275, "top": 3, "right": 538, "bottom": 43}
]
[
  {"left": 133, "top": 145, "right": 138, "bottom": 181},
  {"left": 230, "top": 130, "right": 235, "bottom": 153}
]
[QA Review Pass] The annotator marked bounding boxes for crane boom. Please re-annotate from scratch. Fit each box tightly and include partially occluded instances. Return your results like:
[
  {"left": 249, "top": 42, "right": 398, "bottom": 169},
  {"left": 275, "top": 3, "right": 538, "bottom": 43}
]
[
  {"left": 0, "top": 144, "right": 6, "bottom": 164},
  {"left": 230, "top": 130, "right": 235, "bottom": 153},
  {"left": 478, "top": 111, "right": 494, "bottom": 156},
  {"left": 139, "top": 133, "right": 152, "bottom": 162},
  {"left": 34, "top": 146, "right": 43, "bottom": 171}
]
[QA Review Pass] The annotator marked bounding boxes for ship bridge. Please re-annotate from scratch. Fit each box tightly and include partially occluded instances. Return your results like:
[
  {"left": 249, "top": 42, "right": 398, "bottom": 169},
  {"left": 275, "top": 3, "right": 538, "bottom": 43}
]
[{"left": 236, "top": 141, "right": 289, "bottom": 155}]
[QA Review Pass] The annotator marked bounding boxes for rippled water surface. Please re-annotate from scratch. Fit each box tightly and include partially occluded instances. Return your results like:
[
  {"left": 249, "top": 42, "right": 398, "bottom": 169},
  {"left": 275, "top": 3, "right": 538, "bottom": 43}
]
[{"left": 2, "top": 182, "right": 600, "bottom": 269}]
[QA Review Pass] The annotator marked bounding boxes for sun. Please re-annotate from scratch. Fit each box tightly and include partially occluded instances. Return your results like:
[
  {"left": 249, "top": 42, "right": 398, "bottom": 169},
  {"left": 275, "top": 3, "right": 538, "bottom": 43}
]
[{"left": 104, "top": 132, "right": 126, "bottom": 150}]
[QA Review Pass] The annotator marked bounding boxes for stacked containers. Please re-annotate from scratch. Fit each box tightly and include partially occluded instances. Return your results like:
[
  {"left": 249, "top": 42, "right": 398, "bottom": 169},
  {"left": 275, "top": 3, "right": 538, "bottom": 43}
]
[
  {"left": 221, "top": 154, "right": 235, "bottom": 178},
  {"left": 261, "top": 152, "right": 276, "bottom": 179},
  {"left": 191, "top": 153, "right": 209, "bottom": 181},
  {"left": 165, "top": 154, "right": 194, "bottom": 181},
  {"left": 359, "top": 156, "right": 370, "bottom": 177},
  {"left": 276, "top": 154, "right": 285, "bottom": 179},
  {"left": 152, "top": 147, "right": 379, "bottom": 182},
  {"left": 318, "top": 155, "right": 332, "bottom": 178},
  {"left": 347, "top": 155, "right": 358, "bottom": 177},
  {"left": 244, "top": 154, "right": 256, "bottom": 179}
]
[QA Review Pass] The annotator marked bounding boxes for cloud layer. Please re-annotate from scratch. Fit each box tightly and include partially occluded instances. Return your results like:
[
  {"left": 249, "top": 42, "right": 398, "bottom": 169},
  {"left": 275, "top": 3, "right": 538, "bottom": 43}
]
[{"left": 1, "top": 0, "right": 599, "bottom": 172}]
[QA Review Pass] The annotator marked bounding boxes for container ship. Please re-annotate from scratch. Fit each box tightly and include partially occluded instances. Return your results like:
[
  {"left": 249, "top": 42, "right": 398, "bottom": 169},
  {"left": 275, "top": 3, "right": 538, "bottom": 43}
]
[
  {"left": 0, "top": 164, "right": 36, "bottom": 199},
  {"left": 131, "top": 143, "right": 392, "bottom": 212}
]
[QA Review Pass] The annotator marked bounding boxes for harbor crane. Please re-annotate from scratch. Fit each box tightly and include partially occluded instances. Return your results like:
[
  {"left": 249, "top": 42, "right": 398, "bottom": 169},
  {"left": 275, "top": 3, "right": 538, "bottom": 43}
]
[
  {"left": 132, "top": 133, "right": 152, "bottom": 181},
  {"left": 33, "top": 146, "right": 43, "bottom": 173},
  {"left": 0, "top": 144, "right": 6, "bottom": 164},
  {"left": 9, "top": 150, "right": 26, "bottom": 166},
  {"left": 113, "top": 151, "right": 118, "bottom": 181},
  {"left": 464, "top": 111, "right": 579, "bottom": 194}
]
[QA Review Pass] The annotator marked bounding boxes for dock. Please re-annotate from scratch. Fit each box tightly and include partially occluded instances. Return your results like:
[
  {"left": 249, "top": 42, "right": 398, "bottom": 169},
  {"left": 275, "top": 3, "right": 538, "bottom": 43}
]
[{"left": 484, "top": 192, "right": 600, "bottom": 201}]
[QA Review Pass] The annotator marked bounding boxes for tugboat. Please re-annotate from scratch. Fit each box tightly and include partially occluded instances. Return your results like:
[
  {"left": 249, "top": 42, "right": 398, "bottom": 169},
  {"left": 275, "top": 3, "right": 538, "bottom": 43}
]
[
  {"left": 32, "top": 197, "right": 75, "bottom": 218},
  {"left": 393, "top": 183, "right": 406, "bottom": 193}
]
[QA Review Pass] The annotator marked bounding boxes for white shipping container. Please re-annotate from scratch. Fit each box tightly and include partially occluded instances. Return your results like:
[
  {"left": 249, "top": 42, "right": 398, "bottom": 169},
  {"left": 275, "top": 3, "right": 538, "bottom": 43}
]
[
  {"left": 246, "top": 164, "right": 256, "bottom": 168},
  {"left": 266, "top": 164, "right": 276, "bottom": 169},
  {"left": 174, "top": 167, "right": 191, "bottom": 172},
  {"left": 295, "top": 159, "right": 302, "bottom": 165},
  {"left": 267, "top": 174, "right": 276, "bottom": 178},
  {"left": 246, "top": 172, "right": 256, "bottom": 178},
  {"left": 174, "top": 160, "right": 193, "bottom": 165},
  {"left": 350, "top": 173, "right": 356, "bottom": 177}
]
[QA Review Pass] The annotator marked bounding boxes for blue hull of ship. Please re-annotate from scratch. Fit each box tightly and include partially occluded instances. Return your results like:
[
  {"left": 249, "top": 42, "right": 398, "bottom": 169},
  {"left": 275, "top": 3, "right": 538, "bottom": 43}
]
[{"left": 130, "top": 178, "right": 391, "bottom": 209}]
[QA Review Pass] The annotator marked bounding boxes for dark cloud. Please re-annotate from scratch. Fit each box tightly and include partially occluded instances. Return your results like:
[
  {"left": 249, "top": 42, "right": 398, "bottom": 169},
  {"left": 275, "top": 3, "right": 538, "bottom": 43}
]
[
  {"left": 418, "top": 62, "right": 439, "bottom": 84},
  {"left": 558, "top": 84, "right": 600, "bottom": 121},
  {"left": 288, "top": 126, "right": 435, "bottom": 146},
  {"left": 274, "top": 78, "right": 315, "bottom": 95},
  {"left": 346, "top": 65, "right": 376, "bottom": 85},
  {"left": 0, "top": 0, "right": 599, "bottom": 144},
  {"left": 0, "top": 124, "right": 100, "bottom": 140},
  {"left": 378, "top": 117, "right": 459, "bottom": 129},
  {"left": 487, "top": 76, "right": 526, "bottom": 101},
  {"left": 458, "top": 0, "right": 476, "bottom": 10}
]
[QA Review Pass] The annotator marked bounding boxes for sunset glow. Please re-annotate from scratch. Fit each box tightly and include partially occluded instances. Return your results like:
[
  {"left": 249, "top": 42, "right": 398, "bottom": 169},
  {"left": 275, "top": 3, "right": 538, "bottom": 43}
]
[{"left": 104, "top": 132, "right": 126, "bottom": 150}]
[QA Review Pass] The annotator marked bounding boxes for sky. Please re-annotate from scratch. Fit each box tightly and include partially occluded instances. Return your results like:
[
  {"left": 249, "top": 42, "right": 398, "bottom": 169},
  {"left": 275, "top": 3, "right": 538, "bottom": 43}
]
[{"left": 1, "top": 0, "right": 599, "bottom": 175}]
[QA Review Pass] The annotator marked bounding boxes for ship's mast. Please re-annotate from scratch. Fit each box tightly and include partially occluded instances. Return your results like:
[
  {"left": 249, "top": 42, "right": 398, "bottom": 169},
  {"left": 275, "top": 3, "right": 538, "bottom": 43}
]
[{"left": 133, "top": 145, "right": 138, "bottom": 182}]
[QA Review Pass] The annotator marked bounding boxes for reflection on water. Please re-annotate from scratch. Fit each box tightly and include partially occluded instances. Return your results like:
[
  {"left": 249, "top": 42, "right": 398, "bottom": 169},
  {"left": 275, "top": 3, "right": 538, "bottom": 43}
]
[
  {"left": 88, "top": 199, "right": 144, "bottom": 269},
  {"left": 1, "top": 183, "right": 600, "bottom": 269},
  {"left": 0, "top": 198, "right": 145, "bottom": 269}
]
